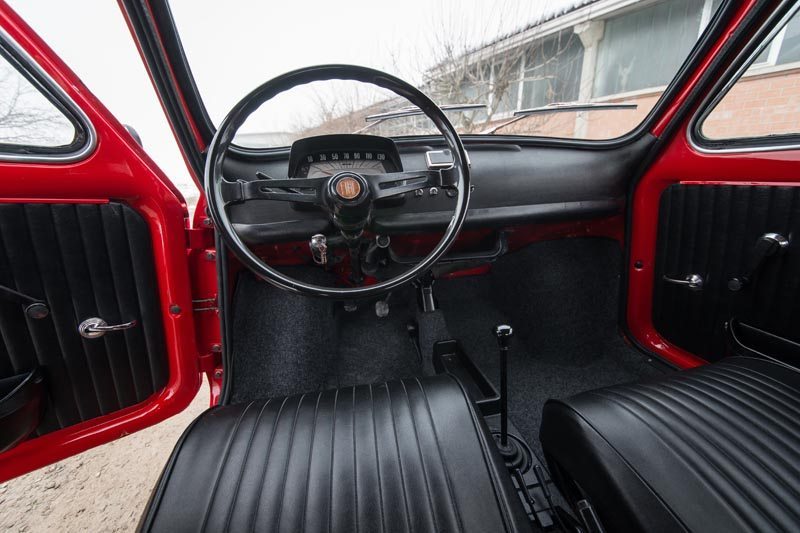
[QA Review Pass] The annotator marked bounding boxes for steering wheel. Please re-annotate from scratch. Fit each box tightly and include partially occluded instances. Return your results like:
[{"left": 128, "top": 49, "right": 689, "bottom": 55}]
[{"left": 205, "top": 65, "right": 471, "bottom": 298}]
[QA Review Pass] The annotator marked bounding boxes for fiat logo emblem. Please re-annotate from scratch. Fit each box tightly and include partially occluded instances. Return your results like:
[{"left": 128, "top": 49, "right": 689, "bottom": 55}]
[{"left": 334, "top": 176, "right": 362, "bottom": 200}]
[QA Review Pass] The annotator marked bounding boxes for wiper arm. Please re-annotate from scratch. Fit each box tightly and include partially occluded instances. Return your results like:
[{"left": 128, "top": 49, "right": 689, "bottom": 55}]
[
  {"left": 482, "top": 102, "right": 638, "bottom": 134},
  {"left": 354, "top": 103, "right": 487, "bottom": 134}
]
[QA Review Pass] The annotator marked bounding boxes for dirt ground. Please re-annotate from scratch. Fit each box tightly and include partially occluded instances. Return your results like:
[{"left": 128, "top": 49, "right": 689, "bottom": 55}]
[{"left": 0, "top": 381, "right": 210, "bottom": 533}]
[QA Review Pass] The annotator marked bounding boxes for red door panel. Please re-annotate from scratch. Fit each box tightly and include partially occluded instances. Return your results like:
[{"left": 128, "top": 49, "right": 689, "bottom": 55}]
[
  {"left": 626, "top": 0, "right": 800, "bottom": 369},
  {"left": 628, "top": 139, "right": 800, "bottom": 368},
  {"left": 0, "top": 4, "right": 200, "bottom": 482}
]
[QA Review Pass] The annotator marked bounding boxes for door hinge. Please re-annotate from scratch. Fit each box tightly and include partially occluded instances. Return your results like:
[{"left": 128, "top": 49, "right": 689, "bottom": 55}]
[
  {"left": 192, "top": 296, "right": 218, "bottom": 312},
  {"left": 185, "top": 226, "right": 214, "bottom": 250}
]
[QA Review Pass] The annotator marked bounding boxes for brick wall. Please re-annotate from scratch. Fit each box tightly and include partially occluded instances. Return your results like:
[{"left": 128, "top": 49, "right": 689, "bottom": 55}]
[{"left": 701, "top": 67, "right": 800, "bottom": 139}]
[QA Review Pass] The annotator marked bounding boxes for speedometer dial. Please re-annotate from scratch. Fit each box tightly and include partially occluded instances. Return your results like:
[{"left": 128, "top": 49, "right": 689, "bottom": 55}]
[
  {"left": 307, "top": 159, "right": 385, "bottom": 178},
  {"left": 297, "top": 150, "right": 390, "bottom": 178}
]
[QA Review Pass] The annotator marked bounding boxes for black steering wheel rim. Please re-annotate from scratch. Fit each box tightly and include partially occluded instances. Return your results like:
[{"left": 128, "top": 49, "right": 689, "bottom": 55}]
[{"left": 205, "top": 64, "right": 471, "bottom": 298}]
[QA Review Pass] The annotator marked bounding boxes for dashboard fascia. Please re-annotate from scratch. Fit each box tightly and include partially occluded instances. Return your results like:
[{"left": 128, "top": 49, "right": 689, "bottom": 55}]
[{"left": 222, "top": 132, "right": 656, "bottom": 244}]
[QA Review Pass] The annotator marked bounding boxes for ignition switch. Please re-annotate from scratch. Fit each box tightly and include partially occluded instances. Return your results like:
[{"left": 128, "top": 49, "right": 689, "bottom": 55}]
[{"left": 309, "top": 234, "right": 328, "bottom": 265}]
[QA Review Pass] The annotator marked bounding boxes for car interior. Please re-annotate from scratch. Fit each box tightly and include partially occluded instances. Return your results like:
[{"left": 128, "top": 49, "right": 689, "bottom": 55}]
[{"left": 1, "top": 0, "right": 799, "bottom": 532}]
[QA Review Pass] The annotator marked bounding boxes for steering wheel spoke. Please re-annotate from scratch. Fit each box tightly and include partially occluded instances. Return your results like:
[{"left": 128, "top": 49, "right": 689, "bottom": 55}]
[
  {"left": 368, "top": 170, "right": 447, "bottom": 199},
  {"left": 220, "top": 175, "right": 327, "bottom": 205}
]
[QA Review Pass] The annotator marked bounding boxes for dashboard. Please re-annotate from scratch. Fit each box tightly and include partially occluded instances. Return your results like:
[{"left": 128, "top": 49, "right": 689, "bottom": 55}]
[{"left": 222, "top": 133, "right": 655, "bottom": 244}]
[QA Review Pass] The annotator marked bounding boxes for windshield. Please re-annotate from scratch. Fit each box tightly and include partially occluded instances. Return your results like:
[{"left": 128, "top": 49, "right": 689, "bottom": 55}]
[{"left": 170, "top": 0, "right": 722, "bottom": 148}]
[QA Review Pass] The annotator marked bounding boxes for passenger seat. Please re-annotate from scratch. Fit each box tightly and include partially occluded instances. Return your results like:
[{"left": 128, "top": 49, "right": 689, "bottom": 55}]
[{"left": 540, "top": 357, "right": 800, "bottom": 532}]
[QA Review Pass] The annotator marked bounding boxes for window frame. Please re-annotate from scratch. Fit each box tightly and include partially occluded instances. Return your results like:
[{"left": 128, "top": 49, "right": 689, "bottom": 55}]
[
  {"left": 0, "top": 27, "right": 95, "bottom": 163},
  {"left": 690, "top": 1, "right": 800, "bottom": 153}
]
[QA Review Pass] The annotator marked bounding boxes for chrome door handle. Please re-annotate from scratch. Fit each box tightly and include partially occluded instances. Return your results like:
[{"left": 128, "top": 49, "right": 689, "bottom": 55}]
[
  {"left": 79, "top": 317, "right": 138, "bottom": 339},
  {"left": 662, "top": 274, "right": 704, "bottom": 291}
]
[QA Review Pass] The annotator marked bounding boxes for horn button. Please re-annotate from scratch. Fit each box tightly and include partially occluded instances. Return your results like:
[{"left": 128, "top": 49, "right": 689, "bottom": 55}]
[{"left": 327, "top": 172, "right": 371, "bottom": 239}]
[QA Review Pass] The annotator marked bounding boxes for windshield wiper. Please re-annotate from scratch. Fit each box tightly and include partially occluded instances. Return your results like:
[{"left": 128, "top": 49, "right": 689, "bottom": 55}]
[
  {"left": 482, "top": 102, "right": 638, "bottom": 134},
  {"left": 354, "top": 103, "right": 487, "bottom": 134}
]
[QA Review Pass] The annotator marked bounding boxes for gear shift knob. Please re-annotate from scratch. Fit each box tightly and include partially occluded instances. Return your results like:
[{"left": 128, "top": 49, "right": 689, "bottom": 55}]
[{"left": 494, "top": 324, "right": 514, "bottom": 348}]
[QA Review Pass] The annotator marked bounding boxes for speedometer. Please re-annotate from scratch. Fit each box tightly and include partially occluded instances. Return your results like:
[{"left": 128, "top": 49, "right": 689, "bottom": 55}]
[{"left": 299, "top": 152, "right": 388, "bottom": 178}]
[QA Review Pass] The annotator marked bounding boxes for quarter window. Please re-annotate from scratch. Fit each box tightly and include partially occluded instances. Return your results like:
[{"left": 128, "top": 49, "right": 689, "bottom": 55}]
[
  {"left": 0, "top": 48, "right": 76, "bottom": 150},
  {"left": 700, "top": 7, "right": 800, "bottom": 142}
]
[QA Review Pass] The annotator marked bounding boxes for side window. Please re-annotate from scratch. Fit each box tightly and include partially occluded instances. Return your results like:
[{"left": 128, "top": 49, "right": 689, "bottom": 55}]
[
  {"left": 0, "top": 47, "right": 77, "bottom": 151},
  {"left": 700, "top": 7, "right": 800, "bottom": 142}
]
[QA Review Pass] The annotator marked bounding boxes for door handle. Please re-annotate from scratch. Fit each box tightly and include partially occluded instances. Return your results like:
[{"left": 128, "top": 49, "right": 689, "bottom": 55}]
[
  {"left": 78, "top": 317, "right": 138, "bottom": 339},
  {"left": 663, "top": 273, "right": 704, "bottom": 291}
]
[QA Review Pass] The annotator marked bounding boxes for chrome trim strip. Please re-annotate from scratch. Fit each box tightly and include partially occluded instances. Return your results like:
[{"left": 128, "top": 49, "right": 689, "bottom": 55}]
[
  {"left": 0, "top": 26, "right": 96, "bottom": 163},
  {"left": 688, "top": 1, "right": 800, "bottom": 155}
]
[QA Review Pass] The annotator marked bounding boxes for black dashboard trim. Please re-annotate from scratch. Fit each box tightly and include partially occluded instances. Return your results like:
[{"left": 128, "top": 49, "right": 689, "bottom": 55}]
[{"left": 233, "top": 198, "right": 623, "bottom": 243}]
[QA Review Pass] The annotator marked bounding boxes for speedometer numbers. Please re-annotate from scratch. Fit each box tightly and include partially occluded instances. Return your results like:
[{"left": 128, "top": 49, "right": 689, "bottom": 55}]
[{"left": 298, "top": 151, "right": 388, "bottom": 178}]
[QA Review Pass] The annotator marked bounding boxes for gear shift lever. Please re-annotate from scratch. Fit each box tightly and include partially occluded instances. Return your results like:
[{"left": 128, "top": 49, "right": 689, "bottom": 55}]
[{"left": 494, "top": 324, "right": 514, "bottom": 451}]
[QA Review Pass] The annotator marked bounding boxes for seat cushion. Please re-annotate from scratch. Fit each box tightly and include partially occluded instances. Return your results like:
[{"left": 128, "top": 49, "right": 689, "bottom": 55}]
[
  {"left": 140, "top": 374, "right": 530, "bottom": 532},
  {"left": 540, "top": 357, "right": 800, "bottom": 533}
]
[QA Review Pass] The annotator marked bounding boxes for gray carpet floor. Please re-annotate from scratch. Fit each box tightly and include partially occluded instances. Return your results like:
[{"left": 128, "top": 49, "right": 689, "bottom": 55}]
[
  {"left": 435, "top": 238, "right": 667, "bottom": 459},
  {"left": 229, "top": 238, "right": 667, "bottom": 458}
]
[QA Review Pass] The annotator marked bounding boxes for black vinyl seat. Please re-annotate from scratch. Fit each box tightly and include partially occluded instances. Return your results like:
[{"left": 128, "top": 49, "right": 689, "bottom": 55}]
[
  {"left": 140, "top": 374, "right": 530, "bottom": 532},
  {"left": 540, "top": 357, "right": 800, "bottom": 533}
]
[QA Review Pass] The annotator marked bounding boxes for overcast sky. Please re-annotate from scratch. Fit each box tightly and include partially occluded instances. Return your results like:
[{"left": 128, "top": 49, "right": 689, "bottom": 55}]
[{"left": 7, "top": 1, "right": 582, "bottom": 197}]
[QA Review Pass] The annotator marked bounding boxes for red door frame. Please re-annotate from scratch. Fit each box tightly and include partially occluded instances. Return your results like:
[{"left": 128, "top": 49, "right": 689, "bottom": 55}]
[
  {"left": 625, "top": 0, "right": 799, "bottom": 369},
  {"left": 0, "top": 3, "right": 201, "bottom": 482}
]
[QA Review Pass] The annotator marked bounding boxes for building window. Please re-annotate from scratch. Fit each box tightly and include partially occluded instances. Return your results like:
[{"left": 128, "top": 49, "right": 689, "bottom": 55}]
[
  {"left": 520, "top": 30, "right": 583, "bottom": 109},
  {"left": 751, "top": 11, "right": 800, "bottom": 67},
  {"left": 491, "top": 60, "right": 522, "bottom": 115},
  {"left": 593, "top": 0, "right": 706, "bottom": 97}
]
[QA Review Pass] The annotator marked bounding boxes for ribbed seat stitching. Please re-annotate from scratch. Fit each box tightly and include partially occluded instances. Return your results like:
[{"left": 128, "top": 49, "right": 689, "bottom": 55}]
[
  {"left": 658, "top": 379, "right": 800, "bottom": 473},
  {"left": 273, "top": 393, "right": 308, "bottom": 532},
  {"left": 400, "top": 380, "right": 438, "bottom": 532},
  {"left": 722, "top": 363, "right": 800, "bottom": 400},
  {"left": 679, "top": 373, "right": 800, "bottom": 439},
  {"left": 299, "top": 393, "right": 323, "bottom": 532},
  {"left": 199, "top": 401, "right": 255, "bottom": 533},
  {"left": 248, "top": 396, "right": 289, "bottom": 533},
  {"left": 369, "top": 384, "right": 386, "bottom": 533},
  {"left": 386, "top": 383, "right": 412, "bottom": 532},
  {"left": 593, "top": 389, "right": 773, "bottom": 531},
  {"left": 415, "top": 378, "right": 464, "bottom": 533},
  {"left": 351, "top": 387, "right": 359, "bottom": 533},
  {"left": 223, "top": 399, "right": 272, "bottom": 532},
  {"left": 326, "top": 388, "right": 340, "bottom": 533},
  {"left": 700, "top": 368, "right": 800, "bottom": 416},
  {"left": 635, "top": 383, "right": 800, "bottom": 522}
]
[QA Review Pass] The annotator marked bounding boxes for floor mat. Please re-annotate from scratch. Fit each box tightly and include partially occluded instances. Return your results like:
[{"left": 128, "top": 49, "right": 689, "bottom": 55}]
[
  {"left": 436, "top": 238, "right": 667, "bottom": 460},
  {"left": 326, "top": 290, "right": 421, "bottom": 388},
  {"left": 229, "top": 272, "right": 421, "bottom": 403}
]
